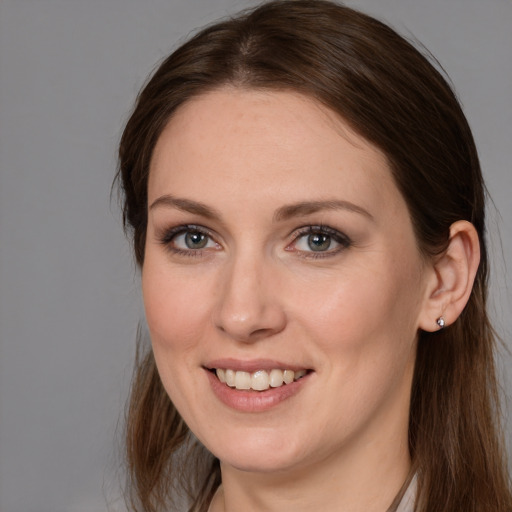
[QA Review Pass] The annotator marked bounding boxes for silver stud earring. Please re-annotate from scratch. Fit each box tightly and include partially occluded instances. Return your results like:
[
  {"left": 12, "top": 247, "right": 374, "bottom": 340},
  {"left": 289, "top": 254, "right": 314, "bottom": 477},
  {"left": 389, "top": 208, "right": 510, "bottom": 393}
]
[{"left": 436, "top": 316, "right": 446, "bottom": 329}]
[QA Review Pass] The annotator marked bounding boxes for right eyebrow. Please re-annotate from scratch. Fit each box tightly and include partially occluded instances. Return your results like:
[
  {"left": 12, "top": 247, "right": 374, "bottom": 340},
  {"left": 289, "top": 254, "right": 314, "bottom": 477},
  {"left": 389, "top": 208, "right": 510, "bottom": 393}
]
[
  {"left": 149, "top": 194, "right": 222, "bottom": 221},
  {"left": 273, "top": 199, "right": 374, "bottom": 222}
]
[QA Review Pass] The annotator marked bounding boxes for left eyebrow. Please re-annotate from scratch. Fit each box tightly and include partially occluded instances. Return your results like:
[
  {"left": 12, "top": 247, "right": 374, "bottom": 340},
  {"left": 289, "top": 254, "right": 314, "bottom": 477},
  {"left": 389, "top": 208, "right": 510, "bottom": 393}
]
[
  {"left": 149, "top": 194, "right": 222, "bottom": 221},
  {"left": 273, "top": 200, "right": 374, "bottom": 222}
]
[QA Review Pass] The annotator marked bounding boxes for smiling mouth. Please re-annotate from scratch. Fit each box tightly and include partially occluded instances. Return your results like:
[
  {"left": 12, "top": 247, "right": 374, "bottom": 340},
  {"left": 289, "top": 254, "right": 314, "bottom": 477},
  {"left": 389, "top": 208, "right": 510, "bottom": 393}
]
[{"left": 212, "top": 368, "right": 310, "bottom": 391}]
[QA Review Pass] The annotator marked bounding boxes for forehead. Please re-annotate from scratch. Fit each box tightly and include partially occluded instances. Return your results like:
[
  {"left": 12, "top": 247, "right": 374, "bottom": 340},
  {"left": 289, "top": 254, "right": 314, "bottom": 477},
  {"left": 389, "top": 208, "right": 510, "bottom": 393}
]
[{"left": 148, "top": 88, "right": 404, "bottom": 220}]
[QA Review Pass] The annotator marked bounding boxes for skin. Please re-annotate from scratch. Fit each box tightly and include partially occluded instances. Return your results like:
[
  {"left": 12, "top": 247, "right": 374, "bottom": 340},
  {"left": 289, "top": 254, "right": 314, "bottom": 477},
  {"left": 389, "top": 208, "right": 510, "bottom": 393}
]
[{"left": 142, "top": 88, "right": 441, "bottom": 511}]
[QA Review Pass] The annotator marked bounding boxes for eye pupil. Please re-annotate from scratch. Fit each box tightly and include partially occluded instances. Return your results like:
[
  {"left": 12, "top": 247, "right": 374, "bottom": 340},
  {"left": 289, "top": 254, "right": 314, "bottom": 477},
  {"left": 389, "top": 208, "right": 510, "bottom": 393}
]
[
  {"left": 308, "top": 233, "right": 331, "bottom": 251},
  {"left": 185, "top": 231, "right": 208, "bottom": 249}
]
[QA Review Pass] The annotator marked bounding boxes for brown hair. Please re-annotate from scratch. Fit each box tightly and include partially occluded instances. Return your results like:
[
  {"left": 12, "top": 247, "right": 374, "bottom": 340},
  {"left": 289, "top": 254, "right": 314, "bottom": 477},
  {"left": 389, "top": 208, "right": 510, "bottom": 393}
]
[{"left": 117, "top": 1, "right": 512, "bottom": 511}]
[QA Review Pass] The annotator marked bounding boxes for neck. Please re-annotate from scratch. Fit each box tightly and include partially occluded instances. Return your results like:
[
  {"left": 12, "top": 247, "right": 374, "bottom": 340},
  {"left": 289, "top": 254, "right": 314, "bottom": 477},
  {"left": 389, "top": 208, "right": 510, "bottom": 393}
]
[{"left": 211, "top": 434, "right": 411, "bottom": 512}]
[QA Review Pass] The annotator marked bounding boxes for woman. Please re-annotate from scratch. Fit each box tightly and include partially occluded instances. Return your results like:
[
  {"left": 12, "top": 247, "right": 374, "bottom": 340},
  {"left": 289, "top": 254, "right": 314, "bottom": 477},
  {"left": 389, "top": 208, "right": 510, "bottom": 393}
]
[{"left": 117, "top": 1, "right": 512, "bottom": 511}]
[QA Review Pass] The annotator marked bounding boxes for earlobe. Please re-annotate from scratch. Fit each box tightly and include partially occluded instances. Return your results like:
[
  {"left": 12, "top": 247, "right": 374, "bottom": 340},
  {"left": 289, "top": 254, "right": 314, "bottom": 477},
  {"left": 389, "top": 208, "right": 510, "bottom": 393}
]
[{"left": 418, "top": 220, "right": 480, "bottom": 332}]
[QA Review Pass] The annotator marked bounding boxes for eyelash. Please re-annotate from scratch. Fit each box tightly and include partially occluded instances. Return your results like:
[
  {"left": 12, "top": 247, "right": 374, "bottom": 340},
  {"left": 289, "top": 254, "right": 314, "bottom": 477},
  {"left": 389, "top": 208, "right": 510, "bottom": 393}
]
[
  {"left": 157, "top": 224, "right": 352, "bottom": 259},
  {"left": 288, "top": 225, "right": 352, "bottom": 259},
  {"left": 158, "top": 225, "right": 218, "bottom": 258}
]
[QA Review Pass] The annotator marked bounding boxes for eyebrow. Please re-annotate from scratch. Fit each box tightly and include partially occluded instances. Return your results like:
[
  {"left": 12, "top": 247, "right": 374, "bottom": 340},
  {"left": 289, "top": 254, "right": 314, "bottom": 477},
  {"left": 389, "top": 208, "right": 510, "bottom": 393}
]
[
  {"left": 273, "top": 200, "right": 373, "bottom": 222},
  {"left": 150, "top": 194, "right": 373, "bottom": 222},
  {"left": 150, "top": 195, "right": 222, "bottom": 220}
]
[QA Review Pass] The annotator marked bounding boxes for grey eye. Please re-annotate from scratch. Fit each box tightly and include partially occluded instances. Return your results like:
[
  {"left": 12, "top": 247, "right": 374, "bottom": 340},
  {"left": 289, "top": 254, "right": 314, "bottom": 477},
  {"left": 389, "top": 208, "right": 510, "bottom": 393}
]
[
  {"left": 292, "top": 226, "right": 351, "bottom": 256},
  {"left": 169, "top": 229, "right": 217, "bottom": 251},
  {"left": 184, "top": 231, "right": 209, "bottom": 249},
  {"left": 307, "top": 233, "right": 332, "bottom": 251}
]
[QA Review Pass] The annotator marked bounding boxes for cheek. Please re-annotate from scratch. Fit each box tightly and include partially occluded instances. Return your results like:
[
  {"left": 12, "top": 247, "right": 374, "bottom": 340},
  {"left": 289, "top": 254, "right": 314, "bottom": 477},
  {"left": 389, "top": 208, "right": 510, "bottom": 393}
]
[
  {"left": 310, "top": 265, "right": 418, "bottom": 326},
  {"left": 141, "top": 263, "right": 215, "bottom": 416},
  {"left": 298, "top": 259, "right": 422, "bottom": 427},
  {"left": 292, "top": 254, "right": 424, "bottom": 371},
  {"left": 141, "top": 263, "right": 212, "bottom": 356}
]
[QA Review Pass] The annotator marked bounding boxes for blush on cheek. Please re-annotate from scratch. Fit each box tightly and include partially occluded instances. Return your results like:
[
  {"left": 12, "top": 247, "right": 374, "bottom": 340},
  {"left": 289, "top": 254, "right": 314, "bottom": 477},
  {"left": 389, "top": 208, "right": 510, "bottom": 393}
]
[{"left": 143, "top": 277, "right": 210, "bottom": 355}]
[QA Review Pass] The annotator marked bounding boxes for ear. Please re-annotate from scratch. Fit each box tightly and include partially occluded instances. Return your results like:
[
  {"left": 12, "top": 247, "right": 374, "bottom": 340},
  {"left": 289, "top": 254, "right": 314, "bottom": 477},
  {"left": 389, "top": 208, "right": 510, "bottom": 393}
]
[{"left": 418, "top": 220, "right": 480, "bottom": 332}]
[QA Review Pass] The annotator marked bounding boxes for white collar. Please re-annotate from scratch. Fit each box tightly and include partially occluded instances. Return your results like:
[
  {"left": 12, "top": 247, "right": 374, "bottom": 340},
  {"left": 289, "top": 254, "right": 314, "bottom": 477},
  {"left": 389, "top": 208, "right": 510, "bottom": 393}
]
[
  {"left": 207, "top": 475, "right": 418, "bottom": 512},
  {"left": 395, "top": 474, "right": 417, "bottom": 512}
]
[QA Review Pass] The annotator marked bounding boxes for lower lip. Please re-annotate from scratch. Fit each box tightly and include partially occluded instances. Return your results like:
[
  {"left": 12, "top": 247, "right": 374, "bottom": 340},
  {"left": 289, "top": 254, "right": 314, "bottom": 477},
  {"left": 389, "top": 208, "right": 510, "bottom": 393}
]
[{"left": 205, "top": 370, "right": 310, "bottom": 413}]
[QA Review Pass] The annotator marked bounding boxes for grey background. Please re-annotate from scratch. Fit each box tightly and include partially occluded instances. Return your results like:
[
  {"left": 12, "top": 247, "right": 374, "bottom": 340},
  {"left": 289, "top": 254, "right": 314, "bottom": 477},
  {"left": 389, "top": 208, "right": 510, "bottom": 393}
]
[{"left": 0, "top": 1, "right": 510, "bottom": 511}]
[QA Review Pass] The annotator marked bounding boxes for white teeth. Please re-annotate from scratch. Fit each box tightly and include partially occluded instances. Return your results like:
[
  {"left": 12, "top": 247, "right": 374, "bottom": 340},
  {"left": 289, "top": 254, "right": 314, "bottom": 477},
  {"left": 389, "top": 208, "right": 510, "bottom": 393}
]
[
  {"left": 225, "top": 369, "right": 236, "bottom": 387},
  {"left": 251, "top": 370, "right": 270, "bottom": 391},
  {"left": 294, "top": 369, "right": 307, "bottom": 379},
  {"left": 283, "top": 369, "right": 294, "bottom": 384},
  {"left": 235, "top": 371, "right": 251, "bottom": 390},
  {"left": 269, "top": 369, "right": 284, "bottom": 387},
  {"left": 215, "top": 368, "right": 308, "bottom": 391}
]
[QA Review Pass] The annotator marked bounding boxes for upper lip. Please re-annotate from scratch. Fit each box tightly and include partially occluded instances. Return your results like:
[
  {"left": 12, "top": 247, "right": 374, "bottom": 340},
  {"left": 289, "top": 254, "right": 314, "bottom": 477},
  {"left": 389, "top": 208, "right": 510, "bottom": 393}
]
[{"left": 204, "top": 358, "right": 311, "bottom": 373}]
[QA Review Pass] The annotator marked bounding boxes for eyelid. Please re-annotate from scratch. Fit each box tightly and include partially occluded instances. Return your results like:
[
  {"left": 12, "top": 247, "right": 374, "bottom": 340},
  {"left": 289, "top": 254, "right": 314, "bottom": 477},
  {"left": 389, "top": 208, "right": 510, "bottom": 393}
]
[
  {"left": 286, "top": 225, "right": 352, "bottom": 257},
  {"left": 156, "top": 223, "right": 351, "bottom": 259},
  {"left": 157, "top": 224, "right": 221, "bottom": 256}
]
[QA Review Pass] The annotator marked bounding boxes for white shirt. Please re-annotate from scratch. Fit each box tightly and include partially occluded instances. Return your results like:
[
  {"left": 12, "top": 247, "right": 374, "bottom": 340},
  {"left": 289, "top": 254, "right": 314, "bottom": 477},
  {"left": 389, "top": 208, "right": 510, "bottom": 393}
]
[
  {"left": 395, "top": 475, "right": 417, "bottom": 512},
  {"left": 207, "top": 475, "right": 418, "bottom": 512}
]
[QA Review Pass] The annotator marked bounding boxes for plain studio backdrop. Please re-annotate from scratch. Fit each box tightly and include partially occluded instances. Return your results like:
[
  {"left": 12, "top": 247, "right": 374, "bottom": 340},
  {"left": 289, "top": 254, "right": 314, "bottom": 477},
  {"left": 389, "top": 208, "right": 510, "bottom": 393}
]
[{"left": 0, "top": 1, "right": 510, "bottom": 511}]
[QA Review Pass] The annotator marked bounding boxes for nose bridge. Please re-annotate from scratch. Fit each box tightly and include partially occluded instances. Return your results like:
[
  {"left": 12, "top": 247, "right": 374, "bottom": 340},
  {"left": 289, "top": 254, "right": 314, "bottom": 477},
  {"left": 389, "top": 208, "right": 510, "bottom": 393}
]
[{"left": 214, "top": 247, "right": 285, "bottom": 342}]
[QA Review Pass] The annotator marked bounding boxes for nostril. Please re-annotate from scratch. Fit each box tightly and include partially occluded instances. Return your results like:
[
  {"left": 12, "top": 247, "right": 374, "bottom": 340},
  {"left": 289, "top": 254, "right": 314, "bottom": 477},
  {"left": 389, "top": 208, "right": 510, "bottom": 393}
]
[{"left": 212, "top": 266, "right": 287, "bottom": 342}]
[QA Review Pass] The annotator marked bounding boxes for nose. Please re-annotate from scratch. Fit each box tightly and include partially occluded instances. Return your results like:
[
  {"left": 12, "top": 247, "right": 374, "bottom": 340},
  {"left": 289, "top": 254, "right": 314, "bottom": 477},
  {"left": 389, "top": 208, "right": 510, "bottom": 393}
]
[{"left": 213, "top": 253, "right": 287, "bottom": 343}]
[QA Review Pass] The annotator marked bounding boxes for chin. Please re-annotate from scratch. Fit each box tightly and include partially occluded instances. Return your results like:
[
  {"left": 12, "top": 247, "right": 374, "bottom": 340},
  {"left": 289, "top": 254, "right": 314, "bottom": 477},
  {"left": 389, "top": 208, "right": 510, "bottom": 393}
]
[{"left": 203, "top": 428, "right": 306, "bottom": 473}]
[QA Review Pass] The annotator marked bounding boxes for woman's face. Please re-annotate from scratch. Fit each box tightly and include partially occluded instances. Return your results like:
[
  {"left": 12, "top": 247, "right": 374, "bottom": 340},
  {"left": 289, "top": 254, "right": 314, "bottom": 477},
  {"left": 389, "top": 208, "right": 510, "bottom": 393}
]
[{"left": 143, "top": 88, "right": 432, "bottom": 474}]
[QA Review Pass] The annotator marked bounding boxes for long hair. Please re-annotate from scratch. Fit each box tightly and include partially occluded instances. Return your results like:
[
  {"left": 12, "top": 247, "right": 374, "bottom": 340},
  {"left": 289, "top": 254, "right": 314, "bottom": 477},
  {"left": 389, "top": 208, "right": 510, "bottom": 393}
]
[{"left": 117, "top": 1, "right": 512, "bottom": 510}]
